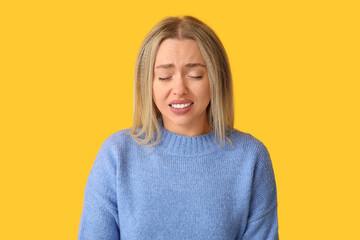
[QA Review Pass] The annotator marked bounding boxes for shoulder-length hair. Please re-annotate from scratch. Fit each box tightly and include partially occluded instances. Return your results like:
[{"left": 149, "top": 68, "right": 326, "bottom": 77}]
[{"left": 130, "top": 16, "right": 234, "bottom": 147}]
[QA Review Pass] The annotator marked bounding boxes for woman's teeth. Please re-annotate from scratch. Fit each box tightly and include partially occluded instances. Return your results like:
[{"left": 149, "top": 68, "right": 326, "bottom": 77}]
[{"left": 171, "top": 103, "right": 192, "bottom": 109}]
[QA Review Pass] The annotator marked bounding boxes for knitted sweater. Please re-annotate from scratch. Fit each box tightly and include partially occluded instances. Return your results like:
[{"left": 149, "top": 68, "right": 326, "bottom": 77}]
[{"left": 78, "top": 125, "right": 279, "bottom": 240}]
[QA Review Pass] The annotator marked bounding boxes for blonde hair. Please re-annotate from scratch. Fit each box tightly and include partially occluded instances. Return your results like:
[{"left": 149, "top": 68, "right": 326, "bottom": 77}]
[{"left": 130, "top": 16, "right": 234, "bottom": 147}]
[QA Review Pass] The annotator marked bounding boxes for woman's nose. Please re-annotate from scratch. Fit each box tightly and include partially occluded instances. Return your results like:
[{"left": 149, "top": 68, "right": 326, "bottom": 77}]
[{"left": 172, "top": 76, "right": 187, "bottom": 96}]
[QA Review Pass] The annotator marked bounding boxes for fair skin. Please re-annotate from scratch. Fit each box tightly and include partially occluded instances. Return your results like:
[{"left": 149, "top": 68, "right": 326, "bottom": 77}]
[{"left": 152, "top": 39, "right": 211, "bottom": 136}]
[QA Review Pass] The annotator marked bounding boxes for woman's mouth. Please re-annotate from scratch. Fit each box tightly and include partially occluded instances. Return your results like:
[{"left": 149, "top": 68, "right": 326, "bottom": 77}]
[
  {"left": 168, "top": 102, "right": 194, "bottom": 114},
  {"left": 170, "top": 102, "right": 193, "bottom": 109}
]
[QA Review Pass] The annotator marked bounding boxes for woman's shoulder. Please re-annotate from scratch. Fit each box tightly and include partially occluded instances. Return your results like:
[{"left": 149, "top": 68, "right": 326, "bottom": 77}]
[
  {"left": 96, "top": 128, "right": 135, "bottom": 152},
  {"left": 227, "top": 129, "right": 269, "bottom": 154},
  {"left": 104, "top": 128, "right": 131, "bottom": 143}
]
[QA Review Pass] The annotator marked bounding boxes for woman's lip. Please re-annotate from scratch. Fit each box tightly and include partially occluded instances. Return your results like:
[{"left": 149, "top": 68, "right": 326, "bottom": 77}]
[
  {"left": 169, "top": 99, "right": 194, "bottom": 105},
  {"left": 169, "top": 103, "right": 193, "bottom": 115}
]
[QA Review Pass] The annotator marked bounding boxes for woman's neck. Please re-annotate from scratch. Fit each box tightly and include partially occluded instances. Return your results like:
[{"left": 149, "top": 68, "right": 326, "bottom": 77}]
[{"left": 162, "top": 118, "right": 211, "bottom": 136}]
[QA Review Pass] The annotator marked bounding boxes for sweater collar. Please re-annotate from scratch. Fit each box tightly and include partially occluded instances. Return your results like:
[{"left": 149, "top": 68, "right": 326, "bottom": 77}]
[{"left": 157, "top": 119, "right": 219, "bottom": 157}]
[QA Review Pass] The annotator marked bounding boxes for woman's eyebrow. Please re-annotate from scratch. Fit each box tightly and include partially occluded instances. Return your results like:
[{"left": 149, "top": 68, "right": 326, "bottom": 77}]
[
  {"left": 155, "top": 63, "right": 206, "bottom": 69},
  {"left": 185, "top": 63, "right": 206, "bottom": 68},
  {"left": 155, "top": 64, "right": 174, "bottom": 69}
]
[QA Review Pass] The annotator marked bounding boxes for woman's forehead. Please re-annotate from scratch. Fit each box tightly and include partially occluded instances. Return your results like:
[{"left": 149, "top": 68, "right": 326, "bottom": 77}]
[{"left": 154, "top": 39, "right": 205, "bottom": 67}]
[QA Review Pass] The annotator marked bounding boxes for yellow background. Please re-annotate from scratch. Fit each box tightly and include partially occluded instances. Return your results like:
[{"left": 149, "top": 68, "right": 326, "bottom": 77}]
[{"left": 1, "top": 0, "right": 359, "bottom": 239}]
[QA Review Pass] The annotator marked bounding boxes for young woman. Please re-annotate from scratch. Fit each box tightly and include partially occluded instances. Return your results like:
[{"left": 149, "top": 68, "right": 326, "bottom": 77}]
[{"left": 78, "top": 16, "right": 279, "bottom": 240}]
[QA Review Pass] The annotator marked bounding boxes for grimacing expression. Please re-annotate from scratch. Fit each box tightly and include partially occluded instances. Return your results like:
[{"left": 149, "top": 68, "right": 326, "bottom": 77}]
[{"left": 152, "top": 39, "right": 211, "bottom": 136}]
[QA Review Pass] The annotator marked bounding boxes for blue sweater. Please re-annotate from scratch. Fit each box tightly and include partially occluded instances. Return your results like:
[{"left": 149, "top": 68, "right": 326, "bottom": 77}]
[{"left": 78, "top": 125, "right": 279, "bottom": 240}]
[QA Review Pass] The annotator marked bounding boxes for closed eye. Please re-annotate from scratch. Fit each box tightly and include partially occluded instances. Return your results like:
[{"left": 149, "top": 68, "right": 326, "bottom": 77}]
[
  {"left": 158, "top": 77, "right": 171, "bottom": 81},
  {"left": 188, "top": 76, "right": 203, "bottom": 79}
]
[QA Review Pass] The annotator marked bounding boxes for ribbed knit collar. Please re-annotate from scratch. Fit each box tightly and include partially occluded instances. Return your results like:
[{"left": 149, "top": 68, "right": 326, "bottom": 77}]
[{"left": 157, "top": 120, "right": 220, "bottom": 157}]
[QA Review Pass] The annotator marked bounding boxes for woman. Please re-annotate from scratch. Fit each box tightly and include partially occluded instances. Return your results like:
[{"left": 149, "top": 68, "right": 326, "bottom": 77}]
[{"left": 78, "top": 16, "right": 279, "bottom": 240}]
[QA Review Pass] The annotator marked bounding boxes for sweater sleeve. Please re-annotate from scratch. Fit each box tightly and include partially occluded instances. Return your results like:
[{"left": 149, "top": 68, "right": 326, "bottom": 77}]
[
  {"left": 78, "top": 137, "right": 120, "bottom": 240},
  {"left": 239, "top": 141, "right": 279, "bottom": 240}
]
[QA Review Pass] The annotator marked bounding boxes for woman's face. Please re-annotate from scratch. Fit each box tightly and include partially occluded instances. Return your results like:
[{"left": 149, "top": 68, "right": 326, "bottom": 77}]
[{"left": 153, "top": 39, "right": 211, "bottom": 136}]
